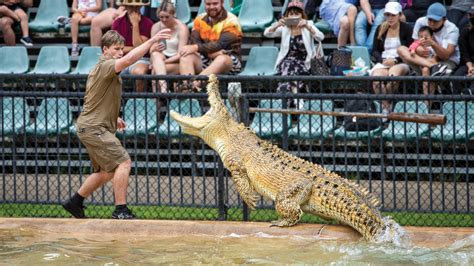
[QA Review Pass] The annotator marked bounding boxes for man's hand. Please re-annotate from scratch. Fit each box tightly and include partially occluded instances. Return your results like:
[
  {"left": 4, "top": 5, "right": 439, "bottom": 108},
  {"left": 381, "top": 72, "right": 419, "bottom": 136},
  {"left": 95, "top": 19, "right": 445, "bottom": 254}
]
[
  {"left": 128, "top": 10, "right": 141, "bottom": 27},
  {"left": 117, "top": 117, "right": 126, "bottom": 132},
  {"left": 179, "top": 44, "right": 198, "bottom": 57},
  {"left": 415, "top": 45, "right": 430, "bottom": 58},
  {"left": 149, "top": 28, "right": 171, "bottom": 43},
  {"left": 366, "top": 13, "right": 374, "bottom": 25}
]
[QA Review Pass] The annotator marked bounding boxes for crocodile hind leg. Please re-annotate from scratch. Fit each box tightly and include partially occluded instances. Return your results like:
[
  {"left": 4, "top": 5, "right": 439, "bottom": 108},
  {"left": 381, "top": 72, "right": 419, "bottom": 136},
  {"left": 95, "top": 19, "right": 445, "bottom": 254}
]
[{"left": 271, "top": 179, "right": 313, "bottom": 227}]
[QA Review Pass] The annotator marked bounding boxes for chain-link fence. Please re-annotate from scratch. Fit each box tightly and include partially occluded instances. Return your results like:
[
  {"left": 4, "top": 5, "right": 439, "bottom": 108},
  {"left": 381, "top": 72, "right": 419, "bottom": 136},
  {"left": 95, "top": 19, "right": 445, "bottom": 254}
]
[{"left": 1, "top": 74, "right": 473, "bottom": 226}]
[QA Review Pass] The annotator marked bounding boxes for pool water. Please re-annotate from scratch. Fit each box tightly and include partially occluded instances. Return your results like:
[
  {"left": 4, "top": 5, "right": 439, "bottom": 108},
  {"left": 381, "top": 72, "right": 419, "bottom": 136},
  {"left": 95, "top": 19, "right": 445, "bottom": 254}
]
[{"left": 1, "top": 229, "right": 473, "bottom": 265}]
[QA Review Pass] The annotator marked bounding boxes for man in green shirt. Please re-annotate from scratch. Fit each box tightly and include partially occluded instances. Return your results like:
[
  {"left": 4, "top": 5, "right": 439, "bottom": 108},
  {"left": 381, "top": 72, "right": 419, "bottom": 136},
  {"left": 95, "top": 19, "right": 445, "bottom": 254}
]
[{"left": 63, "top": 28, "right": 170, "bottom": 219}]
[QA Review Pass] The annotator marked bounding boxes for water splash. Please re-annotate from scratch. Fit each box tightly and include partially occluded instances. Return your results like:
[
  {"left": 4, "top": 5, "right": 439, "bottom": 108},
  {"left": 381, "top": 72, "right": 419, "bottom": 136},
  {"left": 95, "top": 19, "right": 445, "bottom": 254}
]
[{"left": 373, "top": 216, "right": 412, "bottom": 248}]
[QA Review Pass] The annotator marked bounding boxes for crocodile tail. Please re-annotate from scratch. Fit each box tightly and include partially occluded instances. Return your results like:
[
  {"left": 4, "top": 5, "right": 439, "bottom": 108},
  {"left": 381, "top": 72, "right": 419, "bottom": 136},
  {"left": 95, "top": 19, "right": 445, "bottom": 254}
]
[{"left": 372, "top": 216, "right": 410, "bottom": 247}]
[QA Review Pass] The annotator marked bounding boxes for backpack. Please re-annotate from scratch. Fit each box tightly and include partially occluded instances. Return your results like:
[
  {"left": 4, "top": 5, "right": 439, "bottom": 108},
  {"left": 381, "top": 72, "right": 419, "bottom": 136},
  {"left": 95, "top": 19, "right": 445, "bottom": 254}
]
[
  {"left": 327, "top": 47, "right": 352, "bottom": 76},
  {"left": 343, "top": 99, "right": 382, "bottom": 131}
]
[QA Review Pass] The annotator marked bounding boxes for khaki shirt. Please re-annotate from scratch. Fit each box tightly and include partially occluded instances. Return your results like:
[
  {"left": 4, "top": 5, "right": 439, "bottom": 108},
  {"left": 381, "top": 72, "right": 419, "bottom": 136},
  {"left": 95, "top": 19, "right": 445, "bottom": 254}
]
[{"left": 76, "top": 55, "right": 122, "bottom": 133}]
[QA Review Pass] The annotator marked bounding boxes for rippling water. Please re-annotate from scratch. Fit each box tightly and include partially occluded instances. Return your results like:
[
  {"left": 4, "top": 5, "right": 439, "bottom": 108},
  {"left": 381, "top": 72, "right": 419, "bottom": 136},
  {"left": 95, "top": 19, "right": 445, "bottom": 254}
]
[{"left": 1, "top": 229, "right": 473, "bottom": 265}]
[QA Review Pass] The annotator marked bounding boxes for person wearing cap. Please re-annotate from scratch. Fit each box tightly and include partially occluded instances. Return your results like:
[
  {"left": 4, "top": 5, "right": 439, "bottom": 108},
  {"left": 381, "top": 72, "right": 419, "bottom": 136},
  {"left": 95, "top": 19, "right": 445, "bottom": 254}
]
[
  {"left": 447, "top": 0, "right": 473, "bottom": 31},
  {"left": 178, "top": 0, "right": 243, "bottom": 90},
  {"left": 90, "top": 1, "right": 126, "bottom": 46},
  {"left": 397, "top": 2, "right": 461, "bottom": 96},
  {"left": 112, "top": 0, "right": 155, "bottom": 92},
  {"left": 319, "top": 0, "right": 358, "bottom": 47},
  {"left": 264, "top": 0, "right": 324, "bottom": 108},
  {"left": 452, "top": 8, "right": 474, "bottom": 94},
  {"left": 401, "top": 0, "right": 442, "bottom": 23},
  {"left": 370, "top": 1, "right": 413, "bottom": 116},
  {"left": 355, "top": 0, "right": 390, "bottom": 52}
]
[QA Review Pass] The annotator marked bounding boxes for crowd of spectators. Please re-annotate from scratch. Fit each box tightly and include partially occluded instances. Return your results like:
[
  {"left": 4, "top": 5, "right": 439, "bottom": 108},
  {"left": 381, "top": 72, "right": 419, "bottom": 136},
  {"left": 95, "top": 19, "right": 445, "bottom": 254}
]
[{"left": 0, "top": 0, "right": 473, "bottom": 107}]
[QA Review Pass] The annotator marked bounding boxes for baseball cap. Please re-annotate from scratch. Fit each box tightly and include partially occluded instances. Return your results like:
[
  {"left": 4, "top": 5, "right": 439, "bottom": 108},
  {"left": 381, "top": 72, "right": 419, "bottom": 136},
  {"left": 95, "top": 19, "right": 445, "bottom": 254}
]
[
  {"left": 384, "top": 2, "right": 402, "bottom": 15},
  {"left": 426, "top": 3, "right": 446, "bottom": 21},
  {"left": 468, "top": 5, "right": 474, "bottom": 14},
  {"left": 287, "top": 1, "right": 304, "bottom": 11}
]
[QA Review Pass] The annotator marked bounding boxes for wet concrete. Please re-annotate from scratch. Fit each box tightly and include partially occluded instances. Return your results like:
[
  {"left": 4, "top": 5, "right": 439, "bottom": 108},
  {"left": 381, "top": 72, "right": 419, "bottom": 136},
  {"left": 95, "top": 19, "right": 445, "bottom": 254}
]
[{"left": 0, "top": 218, "right": 472, "bottom": 249}]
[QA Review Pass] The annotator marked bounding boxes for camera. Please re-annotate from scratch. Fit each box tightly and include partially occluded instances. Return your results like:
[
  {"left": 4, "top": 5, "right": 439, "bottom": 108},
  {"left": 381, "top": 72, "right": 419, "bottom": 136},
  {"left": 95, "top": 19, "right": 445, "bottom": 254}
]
[{"left": 284, "top": 17, "right": 300, "bottom": 26}]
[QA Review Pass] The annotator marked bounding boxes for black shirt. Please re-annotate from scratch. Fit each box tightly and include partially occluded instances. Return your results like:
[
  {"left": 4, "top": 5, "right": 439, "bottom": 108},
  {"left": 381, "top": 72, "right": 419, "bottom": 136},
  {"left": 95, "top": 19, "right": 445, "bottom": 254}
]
[{"left": 459, "top": 26, "right": 474, "bottom": 65}]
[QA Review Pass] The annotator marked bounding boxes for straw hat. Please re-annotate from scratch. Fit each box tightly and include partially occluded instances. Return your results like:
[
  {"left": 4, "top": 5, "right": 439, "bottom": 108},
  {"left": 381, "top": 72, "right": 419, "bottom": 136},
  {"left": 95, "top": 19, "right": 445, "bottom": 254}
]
[{"left": 117, "top": 0, "right": 150, "bottom": 6}]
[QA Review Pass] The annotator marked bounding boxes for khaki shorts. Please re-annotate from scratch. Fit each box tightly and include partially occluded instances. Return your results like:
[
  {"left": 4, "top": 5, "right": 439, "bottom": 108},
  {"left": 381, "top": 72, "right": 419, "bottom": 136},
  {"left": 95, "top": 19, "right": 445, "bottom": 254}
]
[{"left": 76, "top": 125, "right": 130, "bottom": 173}]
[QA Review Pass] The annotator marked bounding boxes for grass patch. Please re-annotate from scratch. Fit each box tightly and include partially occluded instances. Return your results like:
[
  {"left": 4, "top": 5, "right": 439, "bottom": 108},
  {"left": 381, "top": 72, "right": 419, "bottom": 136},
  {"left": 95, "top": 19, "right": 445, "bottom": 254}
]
[{"left": 0, "top": 203, "right": 472, "bottom": 227}]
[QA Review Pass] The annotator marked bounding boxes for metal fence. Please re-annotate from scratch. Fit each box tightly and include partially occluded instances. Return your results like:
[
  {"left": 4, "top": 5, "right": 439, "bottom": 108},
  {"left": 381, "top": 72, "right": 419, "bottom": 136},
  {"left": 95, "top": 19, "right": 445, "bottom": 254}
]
[{"left": 1, "top": 74, "right": 473, "bottom": 226}]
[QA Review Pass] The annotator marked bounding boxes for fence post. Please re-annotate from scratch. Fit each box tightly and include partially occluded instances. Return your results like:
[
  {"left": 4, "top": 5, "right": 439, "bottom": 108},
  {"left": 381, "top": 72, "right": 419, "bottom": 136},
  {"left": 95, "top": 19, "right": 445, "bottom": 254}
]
[
  {"left": 241, "top": 95, "right": 250, "bottom": 221},
  {"left": 217, "top": 159, "right": 227, "bottom": 221}
]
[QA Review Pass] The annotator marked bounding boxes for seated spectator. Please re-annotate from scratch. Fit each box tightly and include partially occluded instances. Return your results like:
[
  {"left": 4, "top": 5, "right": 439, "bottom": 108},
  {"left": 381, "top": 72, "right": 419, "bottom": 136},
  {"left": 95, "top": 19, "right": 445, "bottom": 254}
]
[
  {"left": 264, "top": 0, "right": 324, "bottom": 108},
  {"left": 0, "top": 0, "right": 32, "bottom": 46},
  {"left": 90, "top": 0, "right": 126, "bottom": 46},
  {"left": 355, "top": 0, "right": 389, "bottom": 52},
  {"left": 178, "top": 0, "right": 242, "bottom": 91},
  {"left": 398, "top": 3, "right": 460, "bottom": 98},
  {"left": 149, "top": 0, "right": 189, "bottom": 92},
  {"left": 57, "top": 0, "right": 102, "bottom": 57},
  {"left": 320, "top": 0, "right": 358, "bottom": 47},
  {"left": 112, "top": 0, "right": 154, "bottom": 92},
  {"left": 401, "top": 0, "right": 442, "bottom": 23},
  {"left": 408, "top": 26, "right": 440, "bottom": 67},
  {"left": 452, "top": 9, "right": 474, "bottom": 94},
  {"left": 447, "top": 0, "right": 472, "bottom": 31},
  {"left": 370, "top": 2, "right": 412, "bottom": 115}
]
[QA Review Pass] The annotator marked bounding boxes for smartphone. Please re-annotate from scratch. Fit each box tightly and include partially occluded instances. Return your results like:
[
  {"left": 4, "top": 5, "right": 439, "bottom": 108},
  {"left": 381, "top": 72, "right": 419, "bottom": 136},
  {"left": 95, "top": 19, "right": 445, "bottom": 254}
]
[
  {"left": 160, "top": 39, "right": 167, "bottom": 49},
  {"left": 284, "top": 17, "right": 300, "bottom": 26}
]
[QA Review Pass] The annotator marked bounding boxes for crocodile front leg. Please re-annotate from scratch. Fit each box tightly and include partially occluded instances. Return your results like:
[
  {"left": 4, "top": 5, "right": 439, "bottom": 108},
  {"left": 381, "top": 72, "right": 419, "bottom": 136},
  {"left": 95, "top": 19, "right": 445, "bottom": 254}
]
[
  {"left": 271, "top": 179, "right": 313, "bottom": 227},
  {"left": 229, "top": 165, "right": 260, "bottom": 210}
]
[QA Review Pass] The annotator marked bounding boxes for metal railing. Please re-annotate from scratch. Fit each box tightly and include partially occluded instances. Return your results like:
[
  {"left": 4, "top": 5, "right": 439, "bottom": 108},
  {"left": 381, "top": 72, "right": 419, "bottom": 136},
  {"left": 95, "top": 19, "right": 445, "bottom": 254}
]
[{"left": 1, "top": 74, "right": 473, "bottom": 226}]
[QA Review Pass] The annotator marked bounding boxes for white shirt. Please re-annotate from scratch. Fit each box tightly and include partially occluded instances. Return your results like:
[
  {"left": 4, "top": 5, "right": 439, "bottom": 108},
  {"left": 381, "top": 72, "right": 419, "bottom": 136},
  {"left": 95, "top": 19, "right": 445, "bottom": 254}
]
[
  {"left": 412, "top": 17, "right": 460, "bottom": 64},
  {"left": 78, "top": 0, "right": 99, "bottom": 17}
]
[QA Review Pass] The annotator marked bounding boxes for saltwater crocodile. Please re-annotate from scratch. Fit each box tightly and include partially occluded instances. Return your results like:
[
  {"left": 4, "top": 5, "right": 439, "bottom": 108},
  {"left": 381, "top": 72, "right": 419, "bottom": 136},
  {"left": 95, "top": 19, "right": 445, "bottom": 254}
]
[{"left": 170, "top": 75, "right": 405, "bottom": 243}]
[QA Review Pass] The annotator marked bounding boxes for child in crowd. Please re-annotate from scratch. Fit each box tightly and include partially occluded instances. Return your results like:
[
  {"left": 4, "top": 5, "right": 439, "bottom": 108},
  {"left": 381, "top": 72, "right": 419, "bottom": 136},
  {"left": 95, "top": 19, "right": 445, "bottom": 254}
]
[
  {"left": 57, "top": 0, "right": 102, "bottom": 56},
  {"left": 408, "top": 26, "right": 447, "bottom": 76},
  {"left": 0, "top": 0, "right": 33, "bottom": 46}
]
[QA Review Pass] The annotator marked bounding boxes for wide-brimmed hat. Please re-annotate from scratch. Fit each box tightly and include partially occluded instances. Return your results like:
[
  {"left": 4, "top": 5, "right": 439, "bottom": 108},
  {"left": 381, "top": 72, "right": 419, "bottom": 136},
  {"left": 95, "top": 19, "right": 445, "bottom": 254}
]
[
  {"left": 118, "top": 0, "right": 150, "bottom": 6},
  {"left": 287, "top": 1, "right": 304, "bottom": 12}
]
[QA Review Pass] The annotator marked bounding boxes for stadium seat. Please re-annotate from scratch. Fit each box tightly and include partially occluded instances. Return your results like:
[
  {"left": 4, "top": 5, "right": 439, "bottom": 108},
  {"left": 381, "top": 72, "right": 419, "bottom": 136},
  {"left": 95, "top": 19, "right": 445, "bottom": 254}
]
[
  {"left": 0, "top": 97, "right": 29, "bottom": 136},
  {"left": 288, "top": 100, "right": 335, "bottom": 140},
  {"left": 24, "top": 98, "right": 72, "bottom": 136},
  {"left": 30, "top": 46, "right": 71, "bottom": 74},
  {"left": 314, "top": 20, "right": 332, "bottom": 34},
  {"left": 333, "top": 101, "right": 383, "bottom": 140},
  {"left": 0, "top": 47, "right": 29, "bottom": 74},
  {"left": 381, "top": 101, "right": 430, "bottom": 141},
  {"left": 175, "top": 0, "right": 191, "bottom": 24},
  {"left": 120, "top": 98, "right": 158, "bottom": 137},
  {"left": 239, "top": 46, "right": 278, "bottom": 76},
  {"left": 250, "top": 99, "right": 291, "bottom": 138},
  {"left": 431, "top": 101, "right": 474, "bottom": 142},
  {"left": 188, "top": 0, "right": 232, "bottom": 28},
  {"left": 158, "top": 98, "right": 202, "bottom": 138},
  {"left": 347, "top": 46, "right": 372, "bottom": 68},
  {"left": 71, "top": 47, "right": 102, "bottom": 74},
  {"left": 0, "top": 46, "right": 30, "bottom": 74},
  {"left": 239, "top": 0, "right": 274, "bottom": 32},
  {"left": 29, "top": 0, "right": 69, "bottom": 32}
]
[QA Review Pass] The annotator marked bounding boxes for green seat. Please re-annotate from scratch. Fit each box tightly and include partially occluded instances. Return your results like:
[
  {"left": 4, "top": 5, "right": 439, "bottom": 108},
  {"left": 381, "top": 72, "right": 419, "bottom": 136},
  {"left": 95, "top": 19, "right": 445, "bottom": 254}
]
[
  {"left": 0, "top": 97, "right": 29, "bottom": 135},
  {"left": 175, "top": 0, "right": 191, "bottom": 24},
  {"left": 239, "top": 46, "right": 278, "bottom": 76},
  {"left": 25, "top": 98, "right": 72, "bottom": 136},
  {"left": 239, "top": 0, "right": 274, "bottom": 32},
  {"left": 250, "top": 99, "right": 290, "bottom": 138},
  {"left": 71, "top": 46, "right": 102, "bottom": 74},
  {"left": 333, "top": 101, "right": 383, "bottom": 140},
  {"left": 188, "top": 0, "right": 231, "bottom": 28},
  {"left": 30, "top": 46, "right": 70, "bottom": 74},
  {"left": 29, "top": 0, "right": 69, "bottom": 32},
  {"left": 158, "top": 98, "right": 202, "bottom": 138},
  {"left": 288, "top": 100, "right": 335, "bottom": 139},
  {"left": 347, "top": 45, "right": 371, "bottom": 68},
  {"left": 431, "top": 102, "right": 474, "bottom": 142},
  {"left": 0, "top": 47, "right": 29, "bottom": 74},
  {"left": 382, "top": 101, "right": 430, "bottom": 141},
  {"left": 314, "top": 19, "right": 332, "bottom": 34},
  {"left": 120, "top": 98, "right": 158, "bottom": 137}
]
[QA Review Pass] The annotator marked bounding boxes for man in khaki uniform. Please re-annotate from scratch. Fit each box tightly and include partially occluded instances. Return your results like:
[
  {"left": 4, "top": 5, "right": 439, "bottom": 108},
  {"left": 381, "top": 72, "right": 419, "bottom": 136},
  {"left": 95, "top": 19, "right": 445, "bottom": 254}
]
[{"left": 62, "top": 28, "right": 170, "bottom": 219}]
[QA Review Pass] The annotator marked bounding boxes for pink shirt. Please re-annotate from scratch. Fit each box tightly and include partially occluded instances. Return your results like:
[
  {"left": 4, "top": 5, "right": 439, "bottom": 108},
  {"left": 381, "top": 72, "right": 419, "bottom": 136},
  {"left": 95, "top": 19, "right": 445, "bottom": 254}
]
[{"left": 111, "top": 14, "right": 153, "bottom": 47}]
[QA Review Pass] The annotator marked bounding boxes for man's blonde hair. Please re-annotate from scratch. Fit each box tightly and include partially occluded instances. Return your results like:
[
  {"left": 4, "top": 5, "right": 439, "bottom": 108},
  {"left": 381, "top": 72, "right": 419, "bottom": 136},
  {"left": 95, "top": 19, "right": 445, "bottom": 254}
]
[{"left": 101, "top": 30, "right": 125, "bottom": 50}]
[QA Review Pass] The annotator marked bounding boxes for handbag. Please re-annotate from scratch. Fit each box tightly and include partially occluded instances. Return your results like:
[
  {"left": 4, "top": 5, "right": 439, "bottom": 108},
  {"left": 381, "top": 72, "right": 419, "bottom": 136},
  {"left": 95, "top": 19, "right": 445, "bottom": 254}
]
[
  {"left": 310, "top": 41, "right": 330, "bottom": 76},
  {"left": 328, "top": 46, "right": 352, "bottom": 76}
]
